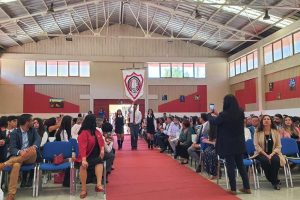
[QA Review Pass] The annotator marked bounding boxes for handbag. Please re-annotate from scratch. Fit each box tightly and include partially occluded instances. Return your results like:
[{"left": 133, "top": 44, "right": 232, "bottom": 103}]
[{"left": 53, "top": 153, "right": 64, "bottom": 165}]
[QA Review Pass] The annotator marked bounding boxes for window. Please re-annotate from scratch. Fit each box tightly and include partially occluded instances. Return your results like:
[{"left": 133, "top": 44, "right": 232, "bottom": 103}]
[
  {"left": 160, "top": 63, "right": 171, "bottom": 78},
  {"left": 273, "top": 40, "right": 282, "bottom": 61},
  {"left": 57, "top": 61, "right": 68, "bottom": 77},
  {"left": 46, "top": 61, "right": 57, "bottom": 76},
  {"left": 247, "top": 53, "right": 254, "bottom": 70},
  {"left": 195, "top": 63, "right": 205, "bottom": 78},
  {"left": 229, "top": 62, "right": 235, "bottom": 77},
  {"left": 25, "top": 61, "right": 35, "bottom": 76},
  {"left": 79, "top": 61, "right": 90, "bottom": 77},
  {"left": 294, "top": 31, "right": 300, "bottom": 54},
  {"left": 36, "top": 61, "right": 46, "bottom": 76},
  {"left": 171, "top": 63, "right": 183, "bottom": 78},
  {"left": 240, "top": 56, "right": 247, "bottom": 73},
  {"left": 264, "top": 44, "right": 273, "bottom": 65},
  {"left": 235, "top": 59, "right": 241, "bottom": 75},
  {"left": 282, "top": 35, "right": 293, "bottom": 58},
  {"left": 183, "top": 63, "right": 194, "bottom": 78},
  {"left": 253, "top": 51, "right": 258, "bottom": 68},
  {"left": 148, "top": 63, "right": 160, "bottom": 78},
  {"left": 69, "top": 61, "right": 79, "bottom": 76}
]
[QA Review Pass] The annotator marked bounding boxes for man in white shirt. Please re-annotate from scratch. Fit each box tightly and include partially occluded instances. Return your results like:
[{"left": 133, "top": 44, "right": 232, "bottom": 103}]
[
  {"left": 167, "top": 117, "right": 181, "bottom": 153},
  {"left": 128, "top": 104, "right": 142, "bottom": 150},
  {"left": 159, "top": 116, "right": 180, "bottom": 153}
]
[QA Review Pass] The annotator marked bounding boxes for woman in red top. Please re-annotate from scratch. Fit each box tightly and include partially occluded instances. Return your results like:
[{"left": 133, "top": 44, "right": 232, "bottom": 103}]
[{"left": 77, "top": 114, "right": 105, "bottom": 199}]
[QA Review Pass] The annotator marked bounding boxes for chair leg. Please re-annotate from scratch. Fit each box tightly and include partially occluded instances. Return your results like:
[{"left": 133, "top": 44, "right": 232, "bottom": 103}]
[
  {"left": 224, "top": 163, "right": 229, "bottom": 189},
  {"left": 103, "top": 161, "right": 107, "bottom": 194},
  {"left": 287, "top": 162, "right": 293, "bottom": 188},
  {"left": 32, "top": 166, "right": 37, "bottom": 197},
  {"left": 0, "top": 171, "right": 2, "bottom": 188},
  {"left": 251, "top": 165, "right": 257, "bottom": 190},
  {"left": 35, "top": 166, "right": 40, "bottom": 197},
  {"left": 70, "top": 164, "right": 75, "bottom": 195},
  {"left": 284, "top": 164, "right": 289, "bottom": 188},
  {"left": 217, "top": 161, "right": 220, "bottom": 185}
]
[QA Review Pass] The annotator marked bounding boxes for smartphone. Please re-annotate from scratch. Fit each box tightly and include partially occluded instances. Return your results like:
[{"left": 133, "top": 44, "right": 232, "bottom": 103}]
[{"left": 209, "top": 104, "right": 215, "bottom": 112}]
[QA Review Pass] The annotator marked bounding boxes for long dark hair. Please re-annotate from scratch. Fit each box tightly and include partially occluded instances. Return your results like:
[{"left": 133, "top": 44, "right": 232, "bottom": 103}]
[
  {"left": 33, "top": 117, "right": 45, "bottom": 138},
  {"left": 115, "top": 109, "right": 123, "bottom": 119},
  {"left": 208, "top": 122, "right": 217, "bottom": 141},
  {"left": 147, "top": 109, "right": 155, "bottom": 118},
  {"left": 56, "top": 115, "right": 72, "bottom": 139},
  {"left": 78, "top": 114, "right": 97, "bottom": 136},
  {"left": 222, "top": 94, "right": 243, "bottom": 120},
  {"left": 257, "top": 115, "right": 277, "bottom": 132},
  {"left": 283, "top": 116, "right": 299, "bottom": 137}
]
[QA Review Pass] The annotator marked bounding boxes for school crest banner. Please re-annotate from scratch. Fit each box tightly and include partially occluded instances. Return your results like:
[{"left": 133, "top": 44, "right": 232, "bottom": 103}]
[{"left": 123, "top": 69, "right": 145, "bottom": 102}]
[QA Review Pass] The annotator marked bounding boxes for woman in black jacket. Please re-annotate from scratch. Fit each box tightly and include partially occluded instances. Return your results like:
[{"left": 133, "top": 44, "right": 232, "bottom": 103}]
[{"left": 208, "top": 94, "right": 251, "bottom": 195}]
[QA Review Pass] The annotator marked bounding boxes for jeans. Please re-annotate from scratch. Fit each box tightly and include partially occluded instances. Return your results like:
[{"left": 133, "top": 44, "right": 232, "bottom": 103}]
[
  {"left": 224, "top": 154, "right": 250, "bottom": 191},
  {"left": 188, "top": 145, "right": 200, "bottom": 163},
  {"left": 130, "top": 124, "right": 139, "bottom": 148}
]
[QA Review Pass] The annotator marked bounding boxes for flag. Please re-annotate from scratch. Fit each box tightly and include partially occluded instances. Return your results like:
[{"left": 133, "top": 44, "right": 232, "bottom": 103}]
[{"left": 122, "top": 69, "right": 145, "bottom": 102}]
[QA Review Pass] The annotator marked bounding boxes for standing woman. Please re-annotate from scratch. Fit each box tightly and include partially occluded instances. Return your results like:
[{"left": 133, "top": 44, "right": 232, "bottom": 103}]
[
  {"left": 55, "top": 115, "right": 72, "bottom": 141},
  {"left": 115, "top": 109, "right": 125, "bottom": 150},
  {"left": 208, "top": 94, "right": 251, "bottom": 194},
  {"left": 253, "top": 115, "right": 286, "bottom": 190},
  {"left": 146, "top": 109, "right": 156, "bottom": 149},
  {"left": 76, "top": 114, "right": 105, "bottom": 199}
]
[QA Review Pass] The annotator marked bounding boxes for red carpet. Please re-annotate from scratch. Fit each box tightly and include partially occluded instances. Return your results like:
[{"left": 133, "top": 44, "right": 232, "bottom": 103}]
[{"left": 107, "top": 136, "right": 239, "bottom": 200}]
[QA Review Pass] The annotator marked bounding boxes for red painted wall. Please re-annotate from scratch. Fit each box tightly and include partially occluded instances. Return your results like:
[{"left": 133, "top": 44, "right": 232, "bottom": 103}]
[
  {"left": 158, "top": 85, "right": 207, "bottom": 112},
  {"left": 23, "top": 84, "right": 80, "bottom": 113},
  {"left": 234, "top": 79, "right": 257, "bottom": 110},
  {"left": 94, "top": 99, "right": 145, "bottom": 118},
  {"left": 265, "top": 76, "right": 300, "bottom": 101}
]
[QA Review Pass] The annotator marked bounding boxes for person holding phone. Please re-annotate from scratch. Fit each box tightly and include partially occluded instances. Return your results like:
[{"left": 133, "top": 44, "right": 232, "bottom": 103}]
[{"left": 208, "top": 95, "right": 251, "bottom": 195}]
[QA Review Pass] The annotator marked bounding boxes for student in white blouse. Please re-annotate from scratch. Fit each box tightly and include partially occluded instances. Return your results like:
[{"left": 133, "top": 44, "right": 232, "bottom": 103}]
[
  {"left": 55, "top": 115, "right": 72, "bottom": 141},
  {"left": 244, "top": 119, "right": 252, "bottom": 141},
  {"left": 128, "top": 104, "right": 142, "bottom": 150},
  {"left": 71, "top": 117, "right": 84, "bottom": 140}
]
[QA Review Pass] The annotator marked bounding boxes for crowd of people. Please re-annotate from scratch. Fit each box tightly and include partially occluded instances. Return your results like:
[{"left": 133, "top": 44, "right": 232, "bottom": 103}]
[
  {"left": 0, "top": 113, "right": 116, "bottom": 200},
  {"left": 1, "top": 96, "right": 300, "bottom": 199},
  {"left": 138, "top": 95, "right": 300, "bottom": 194}
]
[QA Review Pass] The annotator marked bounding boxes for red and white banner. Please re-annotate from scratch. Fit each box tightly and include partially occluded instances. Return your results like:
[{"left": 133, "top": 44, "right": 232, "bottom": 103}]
[{"left": 123, "top": 69, "right": 145, "bottom": 102}]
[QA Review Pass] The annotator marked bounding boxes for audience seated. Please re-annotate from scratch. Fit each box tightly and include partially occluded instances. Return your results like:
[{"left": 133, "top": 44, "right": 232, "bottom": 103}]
[
  {"left": 0, "top": 114, "right": 41, "bottom": 200},
  {"left": 279, "top": 116, "right": 300, "bottom": 151},
  {"left": 175, "top": 119, "right": 193, "bottom": 164},
  {"left": 100, "top": 122, "right": 115, "bottom": 183},
  {"left": 188, "top": 113, "right": 209, "bottom": 173},
  {"left": 167, "top": 117, "right": 181, "bottom": 154},
  {"left": 203, "top": 123, "right": 218, "bottom": 179},
  {"left": 55, "top": 115, "right": 72, "bottom": 142},
  {"left": 252, "top": 115, "right": 286, "bottom": 190},
  {"left": 71, "top": 117, "right": 83, "bottom": 140}
]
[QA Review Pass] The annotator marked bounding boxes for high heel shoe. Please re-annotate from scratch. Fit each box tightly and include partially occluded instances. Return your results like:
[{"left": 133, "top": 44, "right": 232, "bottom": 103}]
[
  {"left": 95, "top": 185, "right": 104, "bottom": 192},
  {"left": 80, "top": 191, "right": 87, "bottom": 199}
]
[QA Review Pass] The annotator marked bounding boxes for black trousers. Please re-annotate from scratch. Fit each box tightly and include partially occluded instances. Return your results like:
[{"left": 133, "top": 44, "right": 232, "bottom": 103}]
[
  {"left": 176, "top": 144, "right": 189, "bottom": 159},
  {"left": 256, "top": 154, "right": 280, "bottom": 185},
  {"left": 224, "top": 154, "right": 250, "bottom": 191}
]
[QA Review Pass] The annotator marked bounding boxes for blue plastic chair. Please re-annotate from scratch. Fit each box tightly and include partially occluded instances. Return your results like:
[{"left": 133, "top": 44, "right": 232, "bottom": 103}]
[
  {"left": 0, "top": 164, "right": 37, "bottom": 197},
  {"left": 281, "top": 138, "right": 300, "bottom": 188},
  {"left": 36, "top": 141, "right": 73, "bottom": 196},
  {"left": 69, "top": 138, "right": 79, "bottom": 158},
  {"left": 244, "top": 139, "right": 259, "bottom": 189}
]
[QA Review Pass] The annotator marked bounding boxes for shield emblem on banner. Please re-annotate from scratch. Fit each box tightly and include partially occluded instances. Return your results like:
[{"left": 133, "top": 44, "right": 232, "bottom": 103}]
[{"left": 124, "top": 72, "right": 144, "bottom": 101}]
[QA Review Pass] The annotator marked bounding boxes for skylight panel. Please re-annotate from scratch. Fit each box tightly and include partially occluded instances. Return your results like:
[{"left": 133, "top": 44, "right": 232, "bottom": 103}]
[{"left": 195, "top": 0, "right": 294, "bottom": 28}]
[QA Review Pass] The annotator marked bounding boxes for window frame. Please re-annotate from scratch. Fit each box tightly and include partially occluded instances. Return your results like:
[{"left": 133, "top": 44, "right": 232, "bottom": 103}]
[
  {"left": 183, "top": 63, "right": 194, "bottom": 78},
  {"left": 69, "top": 61, "right": 79, "bottom": 77},
  {"left": 160, "top": 63, "right": 172, "bottom": 78},
  {"left": 24, "top": 60, "right": 36, "bottom": 77}
]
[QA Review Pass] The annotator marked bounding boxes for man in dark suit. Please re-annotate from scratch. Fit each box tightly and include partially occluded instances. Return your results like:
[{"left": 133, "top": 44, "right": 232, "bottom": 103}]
[{"left": 0, "top": 114, "right": 41, "bottom": 200}]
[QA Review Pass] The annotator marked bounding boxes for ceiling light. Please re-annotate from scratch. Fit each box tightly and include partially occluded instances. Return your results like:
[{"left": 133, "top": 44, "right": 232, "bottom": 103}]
[
  {"left": 47, "top": 2, "right": 55, "bottom": 14},
  {"left": 65, "top": 33, "right": 72, "bottom": 41},
  {"left": 195, "top": 10, "right": 202, "bottom": 19},
  {"left": 0, "top": 0, "right": 17, "bottom": 3},
  {"left": 263, "top": 9, "right": 270, "bottom": 20}
]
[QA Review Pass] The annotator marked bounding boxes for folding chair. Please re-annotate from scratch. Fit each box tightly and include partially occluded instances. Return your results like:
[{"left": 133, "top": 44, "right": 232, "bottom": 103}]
[
  {"left": 0, "top": 164, "right": 37, "bottom": 197},
  {"left": 35, "top": 141, "right": 73, "bottom": 196},
  {"left": 281, "top": 138, "right": 300, "bottom": 188}
]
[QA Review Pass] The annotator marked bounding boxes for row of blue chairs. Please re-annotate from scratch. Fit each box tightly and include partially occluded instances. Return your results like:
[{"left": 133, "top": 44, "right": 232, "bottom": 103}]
[{"left": 0, "top": 139, "right": 107, "bottom": 198}]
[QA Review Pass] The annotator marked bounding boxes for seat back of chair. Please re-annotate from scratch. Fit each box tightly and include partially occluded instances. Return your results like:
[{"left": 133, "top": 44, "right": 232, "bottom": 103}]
[
  {"left": 281, "top": 138, "right": 299, "bottom": 156},
  {"left": 43, "top": 141, "right": 72, "bottom": 161},
  {"left": 69, "top": 138, "right": 79, "bottom": 158},
  {"left": 245, "top": 139, "right": 255, "bottom": 155}
]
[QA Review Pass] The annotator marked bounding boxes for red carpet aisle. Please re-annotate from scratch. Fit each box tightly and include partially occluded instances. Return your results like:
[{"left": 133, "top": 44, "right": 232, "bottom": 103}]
[{"left": 107, "top": 136, "right": 239, "bottom": 200}]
